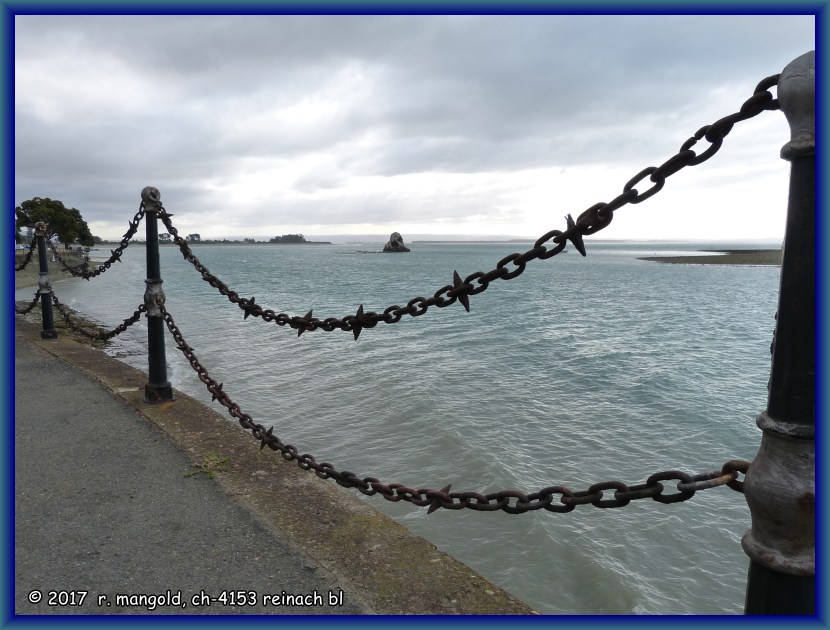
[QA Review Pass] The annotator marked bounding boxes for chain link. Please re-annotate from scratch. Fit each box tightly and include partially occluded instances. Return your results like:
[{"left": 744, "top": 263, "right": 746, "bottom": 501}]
[
  {"left": 14, "top": 240, "right": 38, "bottom": 271},
  {"left": 158, "top": 300, "right": 749, "bottom": 515},
  {"left": 151, "top": 80, "right": 775, "bottom": 512},
  {"left": 156, "top": 75, "right": 779, "bottom": 340},
  {"left": 15, "top": 75, "right": 776, "bottom": 517},
  {"left": 14, "top": 291, "right": 41, "bottom": 315},
  {"left": 51, "top": 292, "right": 146, "bottom": 340},
  {"left": 47, "top": 206, "right": 146, "bottom": 280}
]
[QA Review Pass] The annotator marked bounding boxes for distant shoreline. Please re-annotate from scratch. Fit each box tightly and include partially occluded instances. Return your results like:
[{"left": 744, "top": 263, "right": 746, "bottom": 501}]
[
  {"left": 95, "top": 241, "right": 334, "bottom": 246},
  {"left": 15, "top": 246, "right": 783, "bottom": 291},
  {"left": 638, "top": 249, "right": 782, "bottom": 266},
  {"left": 412, "top": 239, "right": 534, "bottom": 244}
]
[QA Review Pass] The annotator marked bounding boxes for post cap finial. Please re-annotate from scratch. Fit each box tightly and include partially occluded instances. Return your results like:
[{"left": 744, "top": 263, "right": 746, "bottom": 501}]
[
  {"left": 141, "top": 186, "right": 161, "bottom": 203},
  {"left": 34, "top": 221, "right": 48, "bottom": 234},
  {"left": 778, "top": 50, "right": 814, "bottom": 160}
]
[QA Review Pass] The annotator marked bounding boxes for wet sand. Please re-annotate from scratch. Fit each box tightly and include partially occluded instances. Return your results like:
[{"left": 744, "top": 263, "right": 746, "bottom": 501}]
[
  {"left": 14, "top": 258, "right": 84, "bottom": 290},
  {"left": 14, "top": 250, "right": 88, "bottom": 289},
  {"left": 638, "top": 249, "right": 782, "bottom": 266}
]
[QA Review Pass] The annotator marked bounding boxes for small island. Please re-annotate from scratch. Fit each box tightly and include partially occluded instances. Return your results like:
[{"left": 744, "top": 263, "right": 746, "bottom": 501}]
[
  {"left": 383, "top": 232, "right": 411, "bottom": 252},
  {"left": 638, "top": 249, "right": 782, "bottom": 266},
  {"left": 266, "top": 234, "right": 331, "bottom": 245}
]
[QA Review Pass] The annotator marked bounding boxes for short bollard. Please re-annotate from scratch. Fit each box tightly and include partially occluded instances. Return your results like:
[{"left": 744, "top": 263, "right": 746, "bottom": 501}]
[
  {"left": 742, "top": 50, "right": 814, "bottom": 615},
  {"left": 34, "top": 221, "right": 57, "bottom": 339},
  {"left": 141, "top": 186, "right": 174, "bottom": 403}
]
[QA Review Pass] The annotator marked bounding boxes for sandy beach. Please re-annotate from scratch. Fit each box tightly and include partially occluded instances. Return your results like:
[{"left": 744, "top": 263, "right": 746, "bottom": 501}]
[
  {"left": 638, "top": 249, "right": 782, "bottom": 266},
  {"left": 15, "top": 250, "right": 88, "bottom": 289}
]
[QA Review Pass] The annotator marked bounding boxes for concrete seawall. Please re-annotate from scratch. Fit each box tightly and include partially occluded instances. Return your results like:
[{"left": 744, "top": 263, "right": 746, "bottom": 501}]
[{"left": 14, "top": 314, "right": 534, "bottom": 615}]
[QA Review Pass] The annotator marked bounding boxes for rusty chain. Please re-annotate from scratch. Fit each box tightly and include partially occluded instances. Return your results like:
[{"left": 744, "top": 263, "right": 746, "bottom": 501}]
[
  {"left": 158, "top": 299, "right": 749, "bottom": 514},
  {"left": 51, "top": 292, "right": 146, "bottom": 340},
  {"left": 14, "top": 75, "right": 774, "bottom": 515},
  {"left": 14, "top": 240, "right": 38, "bottom": 271},
  {"left": 47, "top": 206, "right": 146, "bottom": 280},
  {"left": 156, "top": 74, "right": 779, "bottom": 340},
  {"left": 14, "top": 291, "right": 41, "bottom": 315}
]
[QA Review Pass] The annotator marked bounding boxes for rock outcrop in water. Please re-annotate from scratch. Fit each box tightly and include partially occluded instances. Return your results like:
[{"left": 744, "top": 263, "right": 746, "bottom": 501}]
[{"left": 383, "top": 232, "right": 411, "bottom": 253}]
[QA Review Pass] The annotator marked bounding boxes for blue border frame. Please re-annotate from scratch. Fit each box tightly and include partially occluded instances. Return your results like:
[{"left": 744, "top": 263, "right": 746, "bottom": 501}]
[
  {"left": 3, "top": 3, "right": 826, "bottom": 629},
  {"left": 0, "top": 0, "right": 826, "bottom": 13},
  {"left": 815, "top": 6, "right": 828, "bottom": 624}
]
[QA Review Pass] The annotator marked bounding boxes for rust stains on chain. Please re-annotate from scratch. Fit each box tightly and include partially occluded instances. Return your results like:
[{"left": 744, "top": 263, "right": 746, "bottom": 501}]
[
  {"left": 154, "top": 74, "right": 779, "bottom": 339},
  {"left": 157, "top": 298, "right": 750, "bottom": 515},
  {"left": 143, "top": 79, "right": 776, "bottom": 514},
  {"left": 722, "top": 459, "right": 750, "bottom": 492},
  {"left": 47, "top": 206, "right": 147, "bottom": 280},
  {"left": 11, "top": 75, "right": 777, "bottom": 517}
]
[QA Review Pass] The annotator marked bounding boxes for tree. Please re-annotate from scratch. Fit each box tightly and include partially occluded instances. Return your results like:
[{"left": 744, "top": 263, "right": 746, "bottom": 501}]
[
  {"left": 15, "top": 197, "right": 94, "bottom": 248},
  {"left": 269, "top": 234, "right": 306, "bottom": 244}
]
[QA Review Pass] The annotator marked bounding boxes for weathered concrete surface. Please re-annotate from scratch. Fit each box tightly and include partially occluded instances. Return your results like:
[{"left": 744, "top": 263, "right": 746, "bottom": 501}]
[{"left": 14, "top": 315, "right": 534, "bottom": 616}]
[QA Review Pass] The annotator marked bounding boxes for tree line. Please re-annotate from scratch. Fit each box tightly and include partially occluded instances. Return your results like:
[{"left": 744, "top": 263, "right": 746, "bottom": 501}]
[
  {"left": 15, "top": 197, "right": 94, "bottom": 248},
  {"left": 159, "top": 234, "right": 315, "bottom": 244},
  {"left": 15, "top": 197, "right": 326, "bottom": 247}
]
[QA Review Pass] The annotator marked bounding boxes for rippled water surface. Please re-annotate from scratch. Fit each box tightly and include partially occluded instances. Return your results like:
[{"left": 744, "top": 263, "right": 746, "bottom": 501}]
[{"left": 19, "top": 240, "right": 782, "bottom": 614}]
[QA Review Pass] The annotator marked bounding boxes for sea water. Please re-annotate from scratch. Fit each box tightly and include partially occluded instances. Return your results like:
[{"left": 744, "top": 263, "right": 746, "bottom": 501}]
[{"left": 16, "top": 240, "right": 782, "bottom": 615}]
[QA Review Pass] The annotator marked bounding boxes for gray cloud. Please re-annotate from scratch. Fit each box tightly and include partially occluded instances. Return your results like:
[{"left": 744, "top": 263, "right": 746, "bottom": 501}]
[{"left": 13, "top": 14, "right": 814, "bottom": 239}]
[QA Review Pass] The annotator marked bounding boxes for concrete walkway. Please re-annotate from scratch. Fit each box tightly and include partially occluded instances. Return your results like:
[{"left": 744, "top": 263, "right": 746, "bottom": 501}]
[
  {"left": 13, "top": 315, "right": 534, "bottom": 616},
  {"left": 14, "top": 323, "right": 367, "bottom": 616}
]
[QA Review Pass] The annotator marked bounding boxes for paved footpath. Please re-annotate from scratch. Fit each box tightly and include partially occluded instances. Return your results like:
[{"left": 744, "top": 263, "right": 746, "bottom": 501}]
[
  {"left": 12, "top": 315, "right": 534, "bottom": 617},
  {"left": 14, "top": 327, "right": 368, "bottom": 616}
]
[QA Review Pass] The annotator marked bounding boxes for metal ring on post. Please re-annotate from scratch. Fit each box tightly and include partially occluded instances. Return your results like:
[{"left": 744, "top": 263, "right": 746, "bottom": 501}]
[
  {"left": 141, "top": 186, "right": 174, "bottom": 403},
  {"left": 33, "top": 221, "right": 57, "bottom": 339},
  {"left": 741, "top": 50, "right": 815, "bottom": 615}
]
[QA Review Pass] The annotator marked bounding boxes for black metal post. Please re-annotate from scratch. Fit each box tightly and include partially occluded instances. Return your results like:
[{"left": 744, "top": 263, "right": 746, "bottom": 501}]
[
  {"left": 34, "top": 222, "right": 57, "bottom": 339},
  {"left": 742, "top": 51, "right": 814, "bottom": 615},
  {"left": 142, "top": 186, "right": 174, "bottom": 403}
]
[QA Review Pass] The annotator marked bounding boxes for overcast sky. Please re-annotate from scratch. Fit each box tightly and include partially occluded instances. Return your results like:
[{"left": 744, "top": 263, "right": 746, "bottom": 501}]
[{"left": 14, "top": 14, "right": 814, "bottom": 242}]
